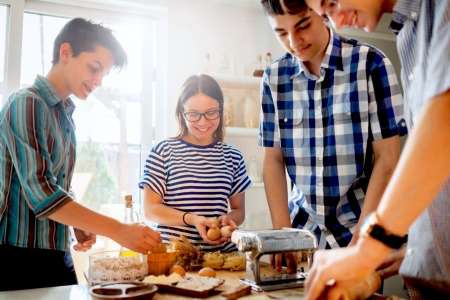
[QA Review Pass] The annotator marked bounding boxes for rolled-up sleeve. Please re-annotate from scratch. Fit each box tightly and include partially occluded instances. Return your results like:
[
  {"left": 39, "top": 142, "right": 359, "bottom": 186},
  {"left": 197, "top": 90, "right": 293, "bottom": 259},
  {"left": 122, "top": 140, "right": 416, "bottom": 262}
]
[
  {"left": 1, "top": 95, "right": 72, "bottom": 218},
  {"left": 259, "top": 69, "right": 281, "bottom": 147},
  {"left": 367, "top": 51, "right": 405, "bottom": 140}
]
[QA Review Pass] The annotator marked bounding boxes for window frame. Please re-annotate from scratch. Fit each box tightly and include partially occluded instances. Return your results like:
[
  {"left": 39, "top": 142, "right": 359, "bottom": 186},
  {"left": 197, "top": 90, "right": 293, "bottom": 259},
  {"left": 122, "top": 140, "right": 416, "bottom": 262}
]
[
  {"left": 1, "top": 0, "right": 168, "bottom": 142},
  {"left": 1, "top": 0, "right": 169, "bottom": 216}
]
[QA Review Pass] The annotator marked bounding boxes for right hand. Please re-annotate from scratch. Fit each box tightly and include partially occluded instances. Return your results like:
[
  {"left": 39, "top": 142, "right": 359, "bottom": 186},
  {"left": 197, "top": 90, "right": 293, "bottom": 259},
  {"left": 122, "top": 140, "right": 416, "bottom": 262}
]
[
  {"left": 191, "top": 215, "right": 227, "bottom": 245},
  {"left": 114, "top": 223, "right": 161, "bottom": 254},
  {"left": 270, "top": 252, "right": 298, "bottom": 274}
]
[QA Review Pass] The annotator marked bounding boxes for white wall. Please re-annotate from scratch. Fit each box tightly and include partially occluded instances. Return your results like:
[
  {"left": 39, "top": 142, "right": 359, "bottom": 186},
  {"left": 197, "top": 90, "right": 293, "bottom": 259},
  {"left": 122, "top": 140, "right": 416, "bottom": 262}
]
[{"left": 164, "top": 0, "right": 282, "bottom": 136}]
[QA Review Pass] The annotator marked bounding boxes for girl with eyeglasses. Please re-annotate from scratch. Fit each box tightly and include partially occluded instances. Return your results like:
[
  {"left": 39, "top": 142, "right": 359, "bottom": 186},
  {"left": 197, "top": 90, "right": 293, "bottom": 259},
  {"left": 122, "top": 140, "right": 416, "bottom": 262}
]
[{"left": 139, "top": 74, "right": 251, "bottom": 252}]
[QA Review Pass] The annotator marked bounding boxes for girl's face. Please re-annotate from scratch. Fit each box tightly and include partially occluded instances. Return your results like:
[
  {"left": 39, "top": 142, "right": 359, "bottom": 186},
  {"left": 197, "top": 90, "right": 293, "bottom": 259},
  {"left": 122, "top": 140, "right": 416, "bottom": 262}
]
[{"left": 182, "top": 92, "right": 221, "bottom": 145}]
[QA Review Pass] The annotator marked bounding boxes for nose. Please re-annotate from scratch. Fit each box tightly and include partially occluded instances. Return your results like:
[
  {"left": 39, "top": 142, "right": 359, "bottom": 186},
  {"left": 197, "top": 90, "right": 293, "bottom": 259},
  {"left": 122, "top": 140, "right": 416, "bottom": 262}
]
[
  {"left": 93, "top": 74, "right": 103, "bottom": 88},
  {"left": 288, "top": 31, "right": 303, "bottom": 53},
  {"left": 197, "top": 114, "right": 209, "bottom": 124}
]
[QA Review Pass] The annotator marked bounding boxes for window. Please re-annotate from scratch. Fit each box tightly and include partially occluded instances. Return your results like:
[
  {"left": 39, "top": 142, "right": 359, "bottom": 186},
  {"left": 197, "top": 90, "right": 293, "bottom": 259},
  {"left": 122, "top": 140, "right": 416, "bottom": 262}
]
[
  {"left": 0, "top": 4, "right": 7, "bottom": 107},
  {"left": 19, "top": 9, "right": 163, "bottom": 221}
]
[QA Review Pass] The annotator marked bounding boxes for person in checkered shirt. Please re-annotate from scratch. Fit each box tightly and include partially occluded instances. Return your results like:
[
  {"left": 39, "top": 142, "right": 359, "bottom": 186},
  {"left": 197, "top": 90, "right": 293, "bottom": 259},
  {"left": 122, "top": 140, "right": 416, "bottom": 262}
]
[{"left": 259, "top": 0, "right": 406, "bottom": 267}]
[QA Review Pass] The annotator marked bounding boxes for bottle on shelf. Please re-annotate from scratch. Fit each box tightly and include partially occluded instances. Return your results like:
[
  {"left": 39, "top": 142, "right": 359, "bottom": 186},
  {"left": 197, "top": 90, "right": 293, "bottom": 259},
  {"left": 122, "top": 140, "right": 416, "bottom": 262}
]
[{"left": 119, "top": 194, "right": 139, "bottom": 257}]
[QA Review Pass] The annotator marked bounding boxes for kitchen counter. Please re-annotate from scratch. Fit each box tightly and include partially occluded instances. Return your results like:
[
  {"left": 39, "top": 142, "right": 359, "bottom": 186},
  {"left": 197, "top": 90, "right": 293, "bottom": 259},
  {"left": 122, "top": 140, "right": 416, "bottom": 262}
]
[{"left": 0, "top": 270, "right": 306, "bottom": 300}]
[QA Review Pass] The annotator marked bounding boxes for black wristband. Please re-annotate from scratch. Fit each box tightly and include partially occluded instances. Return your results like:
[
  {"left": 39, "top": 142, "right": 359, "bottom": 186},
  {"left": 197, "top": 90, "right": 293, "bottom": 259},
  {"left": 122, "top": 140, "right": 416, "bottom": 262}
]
[{"left": 182, "top": 212, "right": 190, "bottom": 226}]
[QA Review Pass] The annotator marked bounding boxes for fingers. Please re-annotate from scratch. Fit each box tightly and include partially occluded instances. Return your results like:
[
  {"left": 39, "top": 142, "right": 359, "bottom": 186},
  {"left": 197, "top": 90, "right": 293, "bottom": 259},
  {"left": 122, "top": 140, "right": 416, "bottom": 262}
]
[
  {"left": 276, "top": 253, "right": 283, "bottom": 272},
  {"left": 286, "top": 252, "right": 298, "bottom": 274},
  {"left": 305, "top": 252, "right": 331, "bottom": 300}
]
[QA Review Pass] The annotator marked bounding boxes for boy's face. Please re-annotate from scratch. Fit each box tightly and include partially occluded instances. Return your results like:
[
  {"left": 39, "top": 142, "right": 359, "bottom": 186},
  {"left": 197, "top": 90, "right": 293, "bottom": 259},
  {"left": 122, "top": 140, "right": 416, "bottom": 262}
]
[
  {"left": 268, "top": 8, "right": 328, "bottom": 62},
  {"left": 61, "top": 44, "right": 114, "bottom": 100},
  {"left": 305, "top": 0, "right": 384, "bottom": 32}
]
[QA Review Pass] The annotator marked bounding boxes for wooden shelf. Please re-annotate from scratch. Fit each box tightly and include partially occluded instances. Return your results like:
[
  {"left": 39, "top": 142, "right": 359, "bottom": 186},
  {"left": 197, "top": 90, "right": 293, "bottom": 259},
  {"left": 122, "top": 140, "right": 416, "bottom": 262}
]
[{"left": 226, "top": 127, "right": 258, "bottom": 137}]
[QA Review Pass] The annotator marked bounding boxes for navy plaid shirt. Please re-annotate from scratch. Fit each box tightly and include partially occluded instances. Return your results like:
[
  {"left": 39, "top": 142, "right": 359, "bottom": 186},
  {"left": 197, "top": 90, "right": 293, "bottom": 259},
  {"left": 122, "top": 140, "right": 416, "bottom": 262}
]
[{"left": 259, "top": 30, "right": 405, "bottom": 248}]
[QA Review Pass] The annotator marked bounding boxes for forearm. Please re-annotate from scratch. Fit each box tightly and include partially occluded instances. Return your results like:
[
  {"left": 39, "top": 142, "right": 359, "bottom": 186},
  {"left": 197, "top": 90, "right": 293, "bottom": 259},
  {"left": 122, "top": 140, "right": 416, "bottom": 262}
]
[
  {"left": 263, "top": 152, "right": 290, "bottom": 228},
  {"left": 144, "top": 203, "right": 187, "bottom": 226},
  {"left": 226, "top": 207, "right": 245, "bottom": 226},
  {"left": 48, "top": 201, "right": 121, "bottom": 239},
  {"left": 360, "top": 139, "right": 400, "bottom": 223},
  {"left": 376, "top": 92, "right": 450, "bottom": 236}
]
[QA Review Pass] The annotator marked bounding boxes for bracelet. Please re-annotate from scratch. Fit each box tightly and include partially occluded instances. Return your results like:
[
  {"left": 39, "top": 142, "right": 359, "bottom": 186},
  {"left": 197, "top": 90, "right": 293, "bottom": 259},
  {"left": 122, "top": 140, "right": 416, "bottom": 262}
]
[{"left": 182, "top": 212, "right": 190, "bottom": 226}]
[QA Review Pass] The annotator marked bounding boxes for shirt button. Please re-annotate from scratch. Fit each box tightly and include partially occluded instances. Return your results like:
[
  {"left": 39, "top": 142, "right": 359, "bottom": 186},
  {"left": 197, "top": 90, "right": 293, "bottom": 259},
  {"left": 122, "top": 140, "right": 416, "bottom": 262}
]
[
  {"left": 411, "top": 11, "right": 418, "bottom": 20},
  {"left": 284, "top": 117, "right": 288, "bottom": 123},
  {"left": 408, "top": 72, "right": 414, "bottom": 81}
]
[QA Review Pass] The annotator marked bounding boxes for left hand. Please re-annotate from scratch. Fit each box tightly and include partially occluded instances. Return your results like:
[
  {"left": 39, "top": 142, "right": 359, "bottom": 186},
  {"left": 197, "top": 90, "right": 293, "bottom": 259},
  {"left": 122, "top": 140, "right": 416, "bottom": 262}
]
[
  {"left": 376, "top": 246, "right": 406, "bottom": 279},
  {"left": 218, "top": 215, "right": 237, "bottom": 229},
  {"left": 73, "top": 228, "right": 96, "bottom": 251},
  {"left": 305, "top": 238, "right": 389, "bottom": 300}
]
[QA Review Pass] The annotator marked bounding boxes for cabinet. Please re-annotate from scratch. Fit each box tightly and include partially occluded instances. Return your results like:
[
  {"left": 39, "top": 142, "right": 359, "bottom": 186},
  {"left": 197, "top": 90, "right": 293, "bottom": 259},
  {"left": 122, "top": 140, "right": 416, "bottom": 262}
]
[{"left": 214, "top": 75, "right": 272, "bottom": 230}]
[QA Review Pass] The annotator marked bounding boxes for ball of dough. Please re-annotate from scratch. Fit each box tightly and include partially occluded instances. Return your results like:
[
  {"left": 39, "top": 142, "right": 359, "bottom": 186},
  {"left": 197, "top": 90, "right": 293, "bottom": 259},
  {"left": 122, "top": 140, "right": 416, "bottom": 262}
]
[
  {"left": 198, "top": 267, "right": 216, "bottom": 277},
  {"left": 170, "top": 265, "right": 186, "bottom": 277}
]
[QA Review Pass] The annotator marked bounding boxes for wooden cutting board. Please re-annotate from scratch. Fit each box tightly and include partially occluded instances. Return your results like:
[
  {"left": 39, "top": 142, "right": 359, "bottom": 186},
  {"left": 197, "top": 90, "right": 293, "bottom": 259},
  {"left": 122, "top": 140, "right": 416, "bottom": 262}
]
[{"left": 152, "top": 270, "right": 306, "bottom": 300}]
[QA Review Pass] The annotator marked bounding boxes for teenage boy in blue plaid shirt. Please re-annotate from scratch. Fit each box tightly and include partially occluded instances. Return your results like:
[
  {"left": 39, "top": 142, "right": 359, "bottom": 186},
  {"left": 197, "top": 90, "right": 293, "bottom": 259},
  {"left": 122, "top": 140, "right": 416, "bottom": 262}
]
[{"left": 259, "top": 0, "right": 405, "bottom": 267}]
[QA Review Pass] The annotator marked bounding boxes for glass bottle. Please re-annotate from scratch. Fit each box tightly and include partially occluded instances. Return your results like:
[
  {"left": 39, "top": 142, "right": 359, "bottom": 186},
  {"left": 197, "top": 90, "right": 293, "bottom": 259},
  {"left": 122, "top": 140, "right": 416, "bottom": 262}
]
[{"left": 119, "top": 194, "right": 139, "bottom": 257}]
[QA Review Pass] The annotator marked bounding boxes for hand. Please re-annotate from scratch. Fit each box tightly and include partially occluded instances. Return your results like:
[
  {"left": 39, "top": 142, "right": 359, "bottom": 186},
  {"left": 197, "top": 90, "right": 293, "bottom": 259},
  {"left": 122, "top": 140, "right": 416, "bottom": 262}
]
[
  {"left": 270, "top": 252, "right": 298, "bottom": 274},
  {"left": 314, "top": 272, "right": 382, "bottom": 300},
  {"left": 114, "top": 223, "right": 161, "bottom": 254},
  {"left": 376, "top": 246, "right": 406, "bottom": 279},
  {"left": 218, "top": 215, "right": 237, "bottom": 229},
  {"left": 73, "top": 228, "right": 96, "bottom": 251},
  {"left": 305, "top": 237, "right": 390, "bottom": 300},
  {"left": 191, "top": 215, "right": 227, "bottom": 245}
]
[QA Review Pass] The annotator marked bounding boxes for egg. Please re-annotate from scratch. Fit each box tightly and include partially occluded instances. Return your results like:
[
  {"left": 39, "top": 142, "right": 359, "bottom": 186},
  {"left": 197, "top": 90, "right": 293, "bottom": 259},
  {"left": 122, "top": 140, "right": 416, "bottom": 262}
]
[
  {"left": 210, "top": 218, "right": 220, "bottom": 229},
  {"left": 220, "top": 225, "right": 233, "bottom": 238},
  {"left": 170, "top": 265, "right": 186, "bottom": 277},
  {"left": 198, "top": 267, "right": 216, "bottom": 277},
  {"left": 207, "top": 227, "right": 222, "bottom": 241}
]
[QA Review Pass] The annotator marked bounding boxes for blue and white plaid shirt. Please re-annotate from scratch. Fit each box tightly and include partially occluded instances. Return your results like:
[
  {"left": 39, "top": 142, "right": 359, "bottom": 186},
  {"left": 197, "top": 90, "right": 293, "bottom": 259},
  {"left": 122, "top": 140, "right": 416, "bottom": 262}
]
[{"left": 259, "top": 29, "right": 405, "bottom": 248}]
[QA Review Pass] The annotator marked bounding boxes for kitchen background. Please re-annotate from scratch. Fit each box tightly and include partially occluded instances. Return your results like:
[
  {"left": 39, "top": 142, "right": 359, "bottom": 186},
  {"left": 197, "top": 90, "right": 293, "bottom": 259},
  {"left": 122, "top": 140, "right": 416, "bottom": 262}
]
[{"left": 0, "top": 0, "right": 404, "bottom": 295}]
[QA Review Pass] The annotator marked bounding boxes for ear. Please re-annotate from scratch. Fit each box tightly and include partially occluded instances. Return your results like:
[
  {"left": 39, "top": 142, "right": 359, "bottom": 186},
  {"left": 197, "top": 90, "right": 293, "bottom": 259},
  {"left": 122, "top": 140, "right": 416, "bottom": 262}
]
[{"left": 59, "top": 42, "right": 73, "bottom": 64}]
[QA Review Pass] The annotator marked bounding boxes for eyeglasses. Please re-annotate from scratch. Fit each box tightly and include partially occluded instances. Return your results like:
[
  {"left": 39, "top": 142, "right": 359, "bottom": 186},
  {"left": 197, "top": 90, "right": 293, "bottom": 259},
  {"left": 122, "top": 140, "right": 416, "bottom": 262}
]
[{"left": 183, "top": 109, "right": 221, "bottom": 122}]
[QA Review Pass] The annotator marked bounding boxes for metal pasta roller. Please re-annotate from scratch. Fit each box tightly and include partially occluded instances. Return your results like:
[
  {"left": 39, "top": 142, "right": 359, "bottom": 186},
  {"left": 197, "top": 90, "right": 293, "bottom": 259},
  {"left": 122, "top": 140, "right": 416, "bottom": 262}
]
[{"left": 231, "top": 228, "right": 317, "bottom": 291}]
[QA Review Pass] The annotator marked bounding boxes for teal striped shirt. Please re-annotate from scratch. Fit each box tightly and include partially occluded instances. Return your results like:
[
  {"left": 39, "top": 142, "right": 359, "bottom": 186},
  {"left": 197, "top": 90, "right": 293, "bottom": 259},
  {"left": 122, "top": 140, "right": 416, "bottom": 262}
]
[{"left": 0, "top": 75, "right": 76, "bottom": 251}]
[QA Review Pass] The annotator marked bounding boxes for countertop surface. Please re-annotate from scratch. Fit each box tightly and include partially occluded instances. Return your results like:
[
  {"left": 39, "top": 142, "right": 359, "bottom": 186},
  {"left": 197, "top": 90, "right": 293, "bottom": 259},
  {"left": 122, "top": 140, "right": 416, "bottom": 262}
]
[{"left": 0, "top": 270, "right": 306, "bottom": 300}]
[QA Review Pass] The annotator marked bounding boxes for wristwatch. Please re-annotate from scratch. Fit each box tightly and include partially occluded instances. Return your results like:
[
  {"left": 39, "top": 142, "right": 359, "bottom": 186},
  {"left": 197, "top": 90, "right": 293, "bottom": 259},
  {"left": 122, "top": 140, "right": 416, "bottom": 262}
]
[{"left": 360, "top": 212, "right": 408, "bottom": 249}]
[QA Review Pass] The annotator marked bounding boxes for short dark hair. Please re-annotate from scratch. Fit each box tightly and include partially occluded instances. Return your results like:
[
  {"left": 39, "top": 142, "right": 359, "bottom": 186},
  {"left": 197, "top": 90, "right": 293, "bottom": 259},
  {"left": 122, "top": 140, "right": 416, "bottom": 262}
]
[
  {"left": 175, "top": 74, "right": 225, "bottom": 142},
  {"left": 260, "top": 0, "right": 308, "bottom": 15},
  {"left": 52, "top": 18, "right": 127, "bottom": 68}
]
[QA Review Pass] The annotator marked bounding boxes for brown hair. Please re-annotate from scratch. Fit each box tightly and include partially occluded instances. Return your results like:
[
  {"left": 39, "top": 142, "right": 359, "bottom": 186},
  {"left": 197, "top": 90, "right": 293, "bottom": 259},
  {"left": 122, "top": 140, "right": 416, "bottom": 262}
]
[
  {"left": 53, "top": 18, "right": 126, "bottom": 68},
  {"left": 260, "top": 0, "right": 308, "bottom": 15},
  {"left": 175, "top": 74, "right": 225, "bottom": 142}
]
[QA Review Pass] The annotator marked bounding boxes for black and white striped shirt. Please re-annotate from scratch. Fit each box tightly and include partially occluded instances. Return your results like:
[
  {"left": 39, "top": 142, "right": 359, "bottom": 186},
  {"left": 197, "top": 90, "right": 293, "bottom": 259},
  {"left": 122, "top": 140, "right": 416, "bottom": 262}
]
[{"left": 139, "top": 138, "right": 251, "bottom": 252}]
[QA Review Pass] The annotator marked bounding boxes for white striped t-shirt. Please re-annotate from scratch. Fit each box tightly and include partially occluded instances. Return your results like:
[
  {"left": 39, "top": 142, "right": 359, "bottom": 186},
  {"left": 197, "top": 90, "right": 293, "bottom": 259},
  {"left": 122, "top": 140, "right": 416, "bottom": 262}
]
[{"left": 139, "top": 138, "right": 251, "bottom": 252}]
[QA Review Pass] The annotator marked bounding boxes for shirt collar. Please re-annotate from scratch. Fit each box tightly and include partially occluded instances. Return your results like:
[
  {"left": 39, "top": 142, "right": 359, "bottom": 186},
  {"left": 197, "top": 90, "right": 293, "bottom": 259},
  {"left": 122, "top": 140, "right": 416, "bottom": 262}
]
[
  {"left": 33, "top": 75, "right": 76, "bottom": 115},
  {"left": 291, "top": 28, "right": 343, "bottom": 79},
  {"left": 390, "top": 0, "right": 421, "bottom": 34}
]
